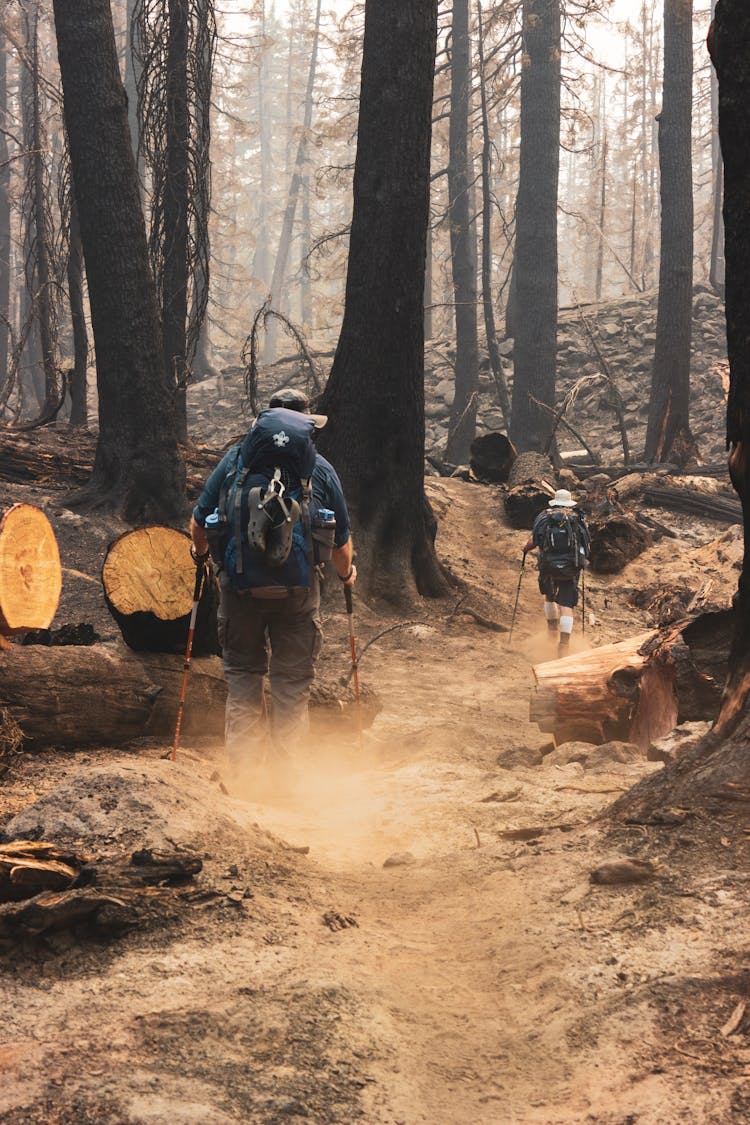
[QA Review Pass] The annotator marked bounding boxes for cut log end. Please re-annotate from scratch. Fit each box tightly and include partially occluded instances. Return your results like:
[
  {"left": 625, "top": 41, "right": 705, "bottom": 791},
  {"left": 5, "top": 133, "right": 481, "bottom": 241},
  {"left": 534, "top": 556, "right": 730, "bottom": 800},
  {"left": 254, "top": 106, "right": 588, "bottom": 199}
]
[
  {"left": 102, "top": 526, "right": 220, "bottom": 656},
  {"left": 0, "top": 504, "right": 62, "bottom": 635},
  {"left": 103, "top": 526, "right": 196, "bottom": 621}
]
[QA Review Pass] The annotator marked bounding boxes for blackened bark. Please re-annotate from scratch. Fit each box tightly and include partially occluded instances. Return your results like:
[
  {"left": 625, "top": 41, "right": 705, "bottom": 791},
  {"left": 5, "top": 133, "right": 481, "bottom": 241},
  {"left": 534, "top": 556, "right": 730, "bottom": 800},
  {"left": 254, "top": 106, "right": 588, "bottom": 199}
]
[
  {"left": 509, "top": 0, "right": 561, "bottom": 453},
  {"left": 0, "top": 39, "right": 9, "bottom": 391},
  {"left": 318, "top": 0, "right": 448, "bottom": 601},
  {"left": 709, "top": 43, "right": 725, "bottom": 294},
  {"left": 708, "top": 2, "right": 750, "bottom": 728},
  {"left": 644, "top": 0, "right": 694, "bottom": 464},
  {"left": 52, "top": 0, "right": 186, "bottom": 523},
  {"left": 162, "top": 0, "right": 190, "bottom": 441},
  {"left": 445, "top": 0, "right": 479, "bottom": 464},
  {"left": 26, "top": 10, "right": 57, "bottom": 415},
  {"left": 67, "top": 195, "right": 88, "bottom": 427},
  {"left": 476, "top": 0, "right": 510, "bottom": 430}
]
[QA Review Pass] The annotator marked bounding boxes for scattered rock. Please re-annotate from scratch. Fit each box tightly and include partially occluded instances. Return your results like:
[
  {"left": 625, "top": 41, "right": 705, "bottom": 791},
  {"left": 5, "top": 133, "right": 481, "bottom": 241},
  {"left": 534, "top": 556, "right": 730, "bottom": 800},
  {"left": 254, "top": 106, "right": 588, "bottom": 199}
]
[
  {"left": 543, "top": 741, "right": 597, "bottom": 768},
  {"left": 584, "top": 741, "right": 643, "bottom": 771},
  {"left": 647, "top": 721, "right": 712, "bottom": 764},
  {"left": 496, "top": 744, "right": 544, "bottom": 770},
  {"left": 383, "top": 852, "right": 417, "bottom": 869}
]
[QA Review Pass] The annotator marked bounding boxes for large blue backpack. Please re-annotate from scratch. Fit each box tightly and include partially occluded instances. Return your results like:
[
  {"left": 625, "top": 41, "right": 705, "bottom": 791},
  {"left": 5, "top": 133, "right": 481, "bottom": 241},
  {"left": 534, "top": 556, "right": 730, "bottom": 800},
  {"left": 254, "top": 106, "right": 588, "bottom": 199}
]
[{"left": 218, "top": 408, "right": 317, "bottom": 592}]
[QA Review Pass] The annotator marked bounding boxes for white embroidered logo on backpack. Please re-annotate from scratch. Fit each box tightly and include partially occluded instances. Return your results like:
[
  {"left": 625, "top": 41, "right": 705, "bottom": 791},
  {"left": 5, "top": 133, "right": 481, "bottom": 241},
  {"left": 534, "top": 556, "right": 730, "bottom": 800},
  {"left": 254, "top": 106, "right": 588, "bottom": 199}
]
[{"left": 273, "top": 431, "right": 290, "bottom": 448}]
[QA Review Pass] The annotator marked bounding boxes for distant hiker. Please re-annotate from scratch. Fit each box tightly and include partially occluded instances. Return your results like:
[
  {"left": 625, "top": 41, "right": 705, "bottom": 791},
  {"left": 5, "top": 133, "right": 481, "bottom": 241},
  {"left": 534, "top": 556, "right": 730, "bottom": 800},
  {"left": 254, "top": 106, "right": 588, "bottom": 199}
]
[
  {"left": 523, "top": 489, "right": 590, "bottom": 657},
  {"left": 190, "top": 386, "right": 355, "bottom": 782}
]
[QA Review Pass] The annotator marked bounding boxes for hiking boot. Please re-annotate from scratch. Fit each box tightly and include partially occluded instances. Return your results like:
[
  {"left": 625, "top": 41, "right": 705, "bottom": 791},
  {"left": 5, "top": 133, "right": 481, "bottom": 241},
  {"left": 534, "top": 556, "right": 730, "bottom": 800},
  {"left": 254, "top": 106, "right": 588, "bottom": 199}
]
[{"left": 558, "top": 634, "right": 571, "bottom": 658}]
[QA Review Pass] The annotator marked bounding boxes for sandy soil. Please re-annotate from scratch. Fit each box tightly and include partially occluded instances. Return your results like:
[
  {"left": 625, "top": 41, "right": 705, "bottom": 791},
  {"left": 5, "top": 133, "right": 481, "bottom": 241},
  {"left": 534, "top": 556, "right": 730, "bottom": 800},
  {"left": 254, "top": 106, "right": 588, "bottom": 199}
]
[{"left": 1, "top": 477, "right": 749, "bottom": 1124}]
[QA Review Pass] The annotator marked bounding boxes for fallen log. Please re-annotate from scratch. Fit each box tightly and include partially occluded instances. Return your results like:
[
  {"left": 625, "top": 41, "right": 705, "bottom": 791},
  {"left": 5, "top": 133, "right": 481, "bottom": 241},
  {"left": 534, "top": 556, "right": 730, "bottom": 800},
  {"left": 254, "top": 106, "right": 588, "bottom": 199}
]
[
  {"left": 531, "top": 633, "right": 653, "bottom": 746},
  {"left": 102, "top": 526, "right": 220, "bottom": 656},
  {"left": 504, "top": 451, "right": 556, "bottom": 529},
  {"left": 531, "top": 609, "right": 734, "bottom": 749},
  {"left": 641, "top": 483, "right": 741, "bottom": 524},
  {"left": 0, "top": 425, "right": 221, "bottom": 501},
  {"left": 0, "top": 642, "right": 378, "bottom": 749},
  {"left": 0, "top": 504, "right": 61, "bottom": 635}
]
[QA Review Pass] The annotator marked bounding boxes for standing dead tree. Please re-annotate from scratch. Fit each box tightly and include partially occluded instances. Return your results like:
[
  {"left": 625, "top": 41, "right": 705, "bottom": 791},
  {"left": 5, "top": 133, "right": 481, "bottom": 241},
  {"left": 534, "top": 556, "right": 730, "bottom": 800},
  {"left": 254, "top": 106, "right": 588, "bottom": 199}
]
[
  {"left": 20, "top": 2, "right": 63, "bottom": 421},
  {"left": 134, "top": 0, "right": 216, "bottom": 439},
  {"left": 264, "top": 0, "right": 323, "bottom": 364}
]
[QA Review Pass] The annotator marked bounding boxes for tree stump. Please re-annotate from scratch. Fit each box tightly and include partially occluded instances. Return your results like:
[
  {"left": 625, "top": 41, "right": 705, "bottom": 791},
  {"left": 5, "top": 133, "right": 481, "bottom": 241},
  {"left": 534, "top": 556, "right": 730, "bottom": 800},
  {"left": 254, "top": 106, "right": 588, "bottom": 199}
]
[
  {"left": 503, "top": 451, "right": 555, "bottom": 529},
  {"left": 0, "top": 504, "right": 62, "bottom": 635},
  {"left": 102, "top": 526, "right": 219, "bottom": 656},
  {"left": 469, "top": 432, "right": 517, "bottom": 483},
  {"left": 588, "top": 513, "right": 652, "bottom": 574}
]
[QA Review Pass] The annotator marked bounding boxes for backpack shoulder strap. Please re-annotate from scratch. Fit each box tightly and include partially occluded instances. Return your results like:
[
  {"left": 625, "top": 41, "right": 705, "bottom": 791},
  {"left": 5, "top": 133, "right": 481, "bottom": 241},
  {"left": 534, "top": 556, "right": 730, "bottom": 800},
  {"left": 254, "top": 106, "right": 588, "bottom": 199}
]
[
  {"left": 299, "top": 477, "right": 315, "bottom": 575},
  {"left": 233, "top": 462, "right": 250, "bottom": 576}
]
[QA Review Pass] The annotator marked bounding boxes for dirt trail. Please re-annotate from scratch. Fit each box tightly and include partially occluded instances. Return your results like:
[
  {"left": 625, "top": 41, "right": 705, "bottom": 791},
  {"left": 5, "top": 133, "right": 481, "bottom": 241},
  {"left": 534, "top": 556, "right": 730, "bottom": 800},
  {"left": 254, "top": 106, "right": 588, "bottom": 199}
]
[{"left": 1, "top": 478, "right": 749, "bottom": 1123}]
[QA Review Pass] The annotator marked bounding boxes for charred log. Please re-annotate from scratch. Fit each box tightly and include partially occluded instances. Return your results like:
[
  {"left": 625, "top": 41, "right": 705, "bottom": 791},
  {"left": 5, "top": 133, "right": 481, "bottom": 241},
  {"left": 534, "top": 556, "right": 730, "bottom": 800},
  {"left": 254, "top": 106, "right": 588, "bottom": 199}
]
[
  {"left": 588, "top": 514, "right": 652, "bottom": 574},
  {"left": 469, "top": 432, "right": 517, "bottom": 483},
  {"left": 503, "top": 450, "right": 555, "bottom": 529}
]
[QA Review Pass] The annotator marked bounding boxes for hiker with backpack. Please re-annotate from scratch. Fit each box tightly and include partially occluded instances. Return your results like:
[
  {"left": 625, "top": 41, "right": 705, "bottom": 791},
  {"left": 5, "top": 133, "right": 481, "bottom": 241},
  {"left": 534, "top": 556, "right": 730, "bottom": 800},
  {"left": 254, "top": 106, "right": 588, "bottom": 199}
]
[
  {"left": 190, "top": 386, "right": 355, "bottom": 782},
  {"left": 523, "top": 488, "right": 591, "bottom": 657}
]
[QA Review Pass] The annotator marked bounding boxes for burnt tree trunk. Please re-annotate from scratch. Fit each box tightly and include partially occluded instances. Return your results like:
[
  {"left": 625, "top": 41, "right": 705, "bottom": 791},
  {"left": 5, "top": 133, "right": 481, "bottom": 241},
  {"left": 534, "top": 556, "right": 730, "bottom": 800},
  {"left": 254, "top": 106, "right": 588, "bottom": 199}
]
[
  {"left": 264, "top": 0, "right": 322, "bottom": 364},
  {"left": 30, "top": 11, "right": 57, "bottom": 416},
  {"left": 162, "top": 0, "right": 190, "bottom": 442},
  {"left": 52, "top": 0, "right": 186, "bottom": 524},
  {"left": 644, "top": 0, "right": 694, "bottom": 463},
  {"left": 444, "top": 0, "right": 479, "bottom": 464},
  {"left": 67, "top": 194, "right": 88, "bottom": 428},
  {"left": 710, "top": 3, "right": 750, "bottom": 735},
  {"left": 318, "top": 0, "right": 449, "bottom": 601},
  {"left": 509, "top": 0, "right": 561, "bottom": 454},
  {"left": 709, "top": 34, "right": 725, "bottom": 295},
  {"left": 476, "top": 0, "right": 510, "bottom": 430},
  {"left": 0, "top": 37, "right": 9, "bottom": 393}
]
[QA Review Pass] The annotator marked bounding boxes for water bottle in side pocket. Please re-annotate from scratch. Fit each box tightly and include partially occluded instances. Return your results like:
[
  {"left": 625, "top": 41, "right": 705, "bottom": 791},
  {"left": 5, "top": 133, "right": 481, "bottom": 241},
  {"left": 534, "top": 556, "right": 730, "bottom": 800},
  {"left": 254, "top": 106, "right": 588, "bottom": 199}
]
[{"left": 311, "top": 507, "right": 336, "bottom": 563}]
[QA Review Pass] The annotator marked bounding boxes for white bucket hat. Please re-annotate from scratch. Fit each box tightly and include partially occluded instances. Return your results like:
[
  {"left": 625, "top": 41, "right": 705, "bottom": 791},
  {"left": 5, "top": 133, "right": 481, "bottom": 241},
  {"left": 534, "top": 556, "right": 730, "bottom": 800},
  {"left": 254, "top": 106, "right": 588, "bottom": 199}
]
[{"left": 549, "top": 488, "right": 577, "bottom": 508}]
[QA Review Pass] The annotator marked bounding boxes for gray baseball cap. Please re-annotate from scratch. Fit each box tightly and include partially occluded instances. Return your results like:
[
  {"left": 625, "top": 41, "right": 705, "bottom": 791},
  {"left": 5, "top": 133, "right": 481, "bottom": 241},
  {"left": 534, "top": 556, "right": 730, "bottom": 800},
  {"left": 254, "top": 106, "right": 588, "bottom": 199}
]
[{"left": 268, "top": 386, "right": 327, "bottom": 428}]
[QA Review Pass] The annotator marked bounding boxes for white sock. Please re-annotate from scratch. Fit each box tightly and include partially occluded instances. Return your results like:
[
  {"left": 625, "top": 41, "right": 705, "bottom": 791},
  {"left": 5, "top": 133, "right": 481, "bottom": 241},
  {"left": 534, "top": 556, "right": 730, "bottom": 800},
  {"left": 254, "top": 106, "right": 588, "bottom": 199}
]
[
  {"left": 544, "top": 602, "right": 559, "bottom": 622},
  {"left": 559, "top": 614, "right": 574, "bottom": 636}
]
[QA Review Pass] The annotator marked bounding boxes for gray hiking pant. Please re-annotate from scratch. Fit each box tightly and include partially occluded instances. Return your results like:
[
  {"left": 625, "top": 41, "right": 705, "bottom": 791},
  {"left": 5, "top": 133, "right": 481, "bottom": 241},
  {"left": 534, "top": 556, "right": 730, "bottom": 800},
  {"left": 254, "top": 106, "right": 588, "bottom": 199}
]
[{"left": 217, "top": 576, "right": 322, "bottom": 766}]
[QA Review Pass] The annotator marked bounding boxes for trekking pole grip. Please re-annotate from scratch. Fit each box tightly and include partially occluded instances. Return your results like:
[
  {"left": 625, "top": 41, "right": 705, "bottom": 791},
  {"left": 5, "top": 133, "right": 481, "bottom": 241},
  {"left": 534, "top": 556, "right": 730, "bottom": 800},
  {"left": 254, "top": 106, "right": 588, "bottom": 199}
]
[{"left": 344, "top": 583, "right": 353, "bottom": 615}]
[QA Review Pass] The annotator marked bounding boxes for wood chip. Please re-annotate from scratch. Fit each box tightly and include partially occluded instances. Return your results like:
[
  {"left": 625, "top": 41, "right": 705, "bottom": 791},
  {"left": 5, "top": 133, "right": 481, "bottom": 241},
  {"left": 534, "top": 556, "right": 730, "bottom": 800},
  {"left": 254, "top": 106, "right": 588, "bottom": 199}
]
[{"left": 720, "top": 1000, "right": 747, "bottom": 1038}]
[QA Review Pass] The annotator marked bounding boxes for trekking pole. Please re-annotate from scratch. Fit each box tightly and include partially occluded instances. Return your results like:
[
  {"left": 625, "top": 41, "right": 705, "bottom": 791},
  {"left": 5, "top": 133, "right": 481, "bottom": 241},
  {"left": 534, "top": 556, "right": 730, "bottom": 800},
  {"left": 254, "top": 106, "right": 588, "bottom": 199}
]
[
  {"left": 172, "top": 558, "right": 207, "bottom": 762},
  {"left": 581, "top": 566, "right": 586, "bottom": 636},
  {"left": 344, "top": 584, "right": 364, "bottom": 752},
  {"left": 507, "top": 551, "right": 526, "bottom": 646}
]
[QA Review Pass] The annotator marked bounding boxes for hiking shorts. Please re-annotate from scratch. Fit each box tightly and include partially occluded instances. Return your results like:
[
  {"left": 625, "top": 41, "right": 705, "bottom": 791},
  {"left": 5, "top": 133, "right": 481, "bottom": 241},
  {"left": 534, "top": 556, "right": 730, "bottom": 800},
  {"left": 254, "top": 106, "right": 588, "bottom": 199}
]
[{"left": 538, "top": 573, "right": 579, "bottom": 608}]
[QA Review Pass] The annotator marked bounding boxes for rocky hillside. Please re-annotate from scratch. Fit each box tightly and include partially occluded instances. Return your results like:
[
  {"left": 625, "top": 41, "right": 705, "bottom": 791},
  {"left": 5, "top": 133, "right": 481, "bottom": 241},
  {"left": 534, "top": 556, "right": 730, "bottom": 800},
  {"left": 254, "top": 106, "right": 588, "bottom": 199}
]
[
  {"left": 422, "top": 283, "right": 728, "bottom": 464},
  {"left": 192, "top": 285, "right": 728, "bottom": 465}
]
